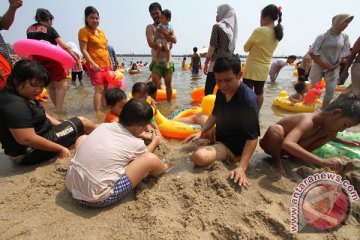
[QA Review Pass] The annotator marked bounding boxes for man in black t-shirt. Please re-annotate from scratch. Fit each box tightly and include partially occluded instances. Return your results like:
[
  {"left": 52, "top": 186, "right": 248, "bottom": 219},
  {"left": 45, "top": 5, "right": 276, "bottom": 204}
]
[{"left": 185, "top": 53, "right": 260, "bottom": 187}]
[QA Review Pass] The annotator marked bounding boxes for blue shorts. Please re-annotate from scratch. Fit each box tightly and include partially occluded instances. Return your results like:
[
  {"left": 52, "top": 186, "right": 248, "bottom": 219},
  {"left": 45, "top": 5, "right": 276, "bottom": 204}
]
[{"left": 74, "top": 174, "right": 133, "bottom": 208}]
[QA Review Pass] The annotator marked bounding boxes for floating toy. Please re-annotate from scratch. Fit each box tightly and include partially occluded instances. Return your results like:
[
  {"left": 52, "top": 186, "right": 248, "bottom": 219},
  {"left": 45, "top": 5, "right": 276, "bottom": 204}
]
[
  {"left": 191, "top": 87, "right": 205, "bottom": 102},
  {"left": 103, "top": 70, "right": 127, "bottom": 91},
  {"left": 156, "top": 86, "right": 177, "bottom": 101},
  {"left": 168, "top": 106, "right": 202, "bottom": 120},
  {"left": 0, "top": 54, "right": 11, "bottom": 89},
  {"left": 201, "top": 94, "right": 216, "bottom": 116},
  {"left": 273, "top": 91, "right": 322, "bottom": 112},
  {"left": 313, "top": 131, "right": 360, "bottom": 166},
  {"left": 128, "top": 69, "right": 141, "bottom": 75},
  {"left": 13, "top": 39, "right": 75, "bottom": 70},
  {"left": 155, "top": 110, "right": 201, "bottom": 139},
  {"left": 35, "top": 88, "right": 47, "bottom": 101},
  {"left": 303, "top": 87, "right": 322, "bottom": 105},
  {"left": 182, "top": 63, "right": 190, "bottom": 70}
]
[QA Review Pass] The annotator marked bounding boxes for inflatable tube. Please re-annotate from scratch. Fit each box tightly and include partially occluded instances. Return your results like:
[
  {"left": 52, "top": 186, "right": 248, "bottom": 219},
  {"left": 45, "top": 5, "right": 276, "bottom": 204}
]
[
  {"left": 155, "top": 110, "right": 201, "bottom": 139},
  {"left": 201, "top": 94, "right": 216, "bottom": 116},
  {"left": 313, "top": 131, "right": 360, "bottom": 163},
  {"left": 156, "top": 87, "right": 177, "bottom": 101},
  {"left": 191, "top": 87, "right": 205, "bottom": 102},
  {"left": 182, "top": 63, "right": 190, "bottom": 70},
  {"left": 168, "top": 106, "right": 202, "bottom": 120},
  {"left": 335, "top": 84, "right": 349, "bottom": 92},
  {"left": 13, "top": 39, "right": 75, "bottom": 70},
  {"left": 0, "top": 54, "right": 11, "bottom": 89},
  {"left": 103, "top": 70, "right": 127, "bottom": 91},
  {"left": 273, "top": 91, "right": 322, "bottom": 112},
  {"left": 35, "top": 88, "right": 47, "bottom": 101},
  {"left": 128, "top": 69, "right": 141, "bottom": 75}
]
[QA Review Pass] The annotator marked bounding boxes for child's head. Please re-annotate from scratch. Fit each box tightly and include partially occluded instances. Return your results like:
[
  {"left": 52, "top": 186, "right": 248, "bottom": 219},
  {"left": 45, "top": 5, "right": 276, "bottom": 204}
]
[
  {"left": 7, "top": 59, "right": 50, "bottom": 99},
  {"left": 161, "top": 9, "right": 171, "bottom": 24},
  {"left": 132, "top": 82, "right": 150, "bottom": 100},
  {"left": 294, "top": 82, "right": 306, "bottom": 94},
  {"left": 323, "top": 94, "right": 360, "bottom": 132},
  {"left": 183, "top": 57, "right": 186, "bottom": 61},
  {"left": 193, "top": 47, "right": 198, "bottom": 53},
  {"left": 287, "top": 55, "right": 297, "bottom": 64},
  {"left": 146, "top": 81, "right": 157, "bottom": 96},
  {"left": 119, "top": 99, "right": 153, "bottom": 135},
  {"left": 104, "top": 88, "right": 127, "bottom": 116}
]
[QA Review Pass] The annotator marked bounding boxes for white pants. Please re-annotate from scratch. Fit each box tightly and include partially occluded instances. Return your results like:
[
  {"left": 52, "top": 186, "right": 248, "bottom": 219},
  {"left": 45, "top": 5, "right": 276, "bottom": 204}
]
[{"left": 309, "top": 63, "right": 339, "bottom": 101}]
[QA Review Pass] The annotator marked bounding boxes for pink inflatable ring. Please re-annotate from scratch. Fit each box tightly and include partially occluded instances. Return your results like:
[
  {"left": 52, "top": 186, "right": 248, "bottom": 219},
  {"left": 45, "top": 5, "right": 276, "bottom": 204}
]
[{"left": 13, "top": 39, "right": 75, "bottom": 70}]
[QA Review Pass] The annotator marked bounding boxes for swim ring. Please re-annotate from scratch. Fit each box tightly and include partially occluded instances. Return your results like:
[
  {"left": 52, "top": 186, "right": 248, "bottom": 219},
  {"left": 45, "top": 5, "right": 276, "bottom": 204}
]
[
  {"left": 13, "top": 39, "right": 75, "bottom": 70},
  {"left": 191, "top": 87, "right": 205, "bottom": 102},
  {"left": 182, "top": 63, "right": 190, "bottom": 70},
  {"left": 273, "top": 91, "right": 322, "bottom": 112},
  {"left": 128, "top": 69, "right": 141, "bottom": 75},
  {"left": 313, "top": 131, "right": 360, "bottom": 166},
  {"left": 155, "top": 110, "right": 201, "bottom": 139},
  {"left": 156, "top": 86, "right": 177, "bottom": 101},
  {"left": 168, "top": 106, "right": 202, "bottom": 120},
  {"left": 0, "top": 54, "right": 11, "bottom": 89}
]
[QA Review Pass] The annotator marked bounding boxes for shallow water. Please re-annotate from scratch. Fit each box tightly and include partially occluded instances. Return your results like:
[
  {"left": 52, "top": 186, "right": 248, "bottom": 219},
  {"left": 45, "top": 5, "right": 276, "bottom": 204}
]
[{"left": 0, "top": 57, "right": 357, "bottom": 172}]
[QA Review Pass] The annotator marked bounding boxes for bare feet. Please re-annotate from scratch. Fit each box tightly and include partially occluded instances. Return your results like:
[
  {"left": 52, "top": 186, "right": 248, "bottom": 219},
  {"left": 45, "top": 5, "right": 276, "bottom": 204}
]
[{"left": 273, "top": 160, "right": 286, "bottom": 176}]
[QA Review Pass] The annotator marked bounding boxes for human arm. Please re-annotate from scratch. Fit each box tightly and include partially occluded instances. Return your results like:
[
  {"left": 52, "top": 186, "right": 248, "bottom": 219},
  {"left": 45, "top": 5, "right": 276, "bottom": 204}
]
[
  {"left": 282, "top": 122, "right": 343, "bottom": 171},
  {"left": 157, "top": 26, "right": 176, "bottom": 44},
  {"left": 79, "top": 40, "right": 100, "bottom": 71},
  {"left": 0, "top": 0, "right": 22, "bottom": 30},
  {"left": 45, "top": 113, "right": 61, "bottom": 126},
  {"left": 310, "top": 53, "right": 339, "bottom": 71},
  {"left": 146, "top": 24, "right": 158, "bottom": 49},
  {"left": 340, "top": 37, "right": 360, "bottom": 82},
  {"left": 146, "top": 131, "right": 161, "bottom": 152},
  {"left": 55, "top": 38, "right": 79, "bottom": 61},
  {"left": 230, "top": 138, "right": 257, "bottom": 188},
  {"left": 243, "top": 28, "right": 260, "bottom": 53},
  {"left": 9, "top": 128, "right": 70, "bottom": 158},
  {"left": 333, "top": 137, "right": 360, "bottom": 147},
  {"left": 183, "top": 114, "right": 216, "bottom": 143}
]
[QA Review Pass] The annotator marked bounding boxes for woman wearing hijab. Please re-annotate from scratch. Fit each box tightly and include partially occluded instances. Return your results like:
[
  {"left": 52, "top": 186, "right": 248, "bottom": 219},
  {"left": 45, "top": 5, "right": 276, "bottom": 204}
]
[
  {"left": 243, "top": 4, "right": 283, "bottom": 109},
  {"left": 309, "top": 14, "right": 353, "bottom": 109},
  {"left": 204, "top": 4, "right": 237, "bottom": 95}
]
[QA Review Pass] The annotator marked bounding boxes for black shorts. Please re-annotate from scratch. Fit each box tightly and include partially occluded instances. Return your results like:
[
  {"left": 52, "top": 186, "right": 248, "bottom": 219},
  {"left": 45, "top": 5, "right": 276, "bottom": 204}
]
[
  {"left": 19, "top": 117, "right": 84, "bottom": 165},
  {"left": 242, "top": 78, "right": 265, "bottom": 95}
]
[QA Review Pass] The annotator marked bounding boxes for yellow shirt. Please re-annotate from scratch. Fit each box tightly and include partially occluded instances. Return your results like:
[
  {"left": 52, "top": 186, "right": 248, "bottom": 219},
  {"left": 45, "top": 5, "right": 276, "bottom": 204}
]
[
  {"left": 78, "top": 27, "right": 110, "bottom": 68},
  {"left": 243, "top": 26, "right": 278, "bottom": 81}
]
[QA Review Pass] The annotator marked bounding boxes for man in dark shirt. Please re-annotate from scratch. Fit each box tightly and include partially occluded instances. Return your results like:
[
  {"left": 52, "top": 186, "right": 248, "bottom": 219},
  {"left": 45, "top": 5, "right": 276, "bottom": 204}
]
[{"left": 184, "top": 53, "right": 260, "bottom": 187}]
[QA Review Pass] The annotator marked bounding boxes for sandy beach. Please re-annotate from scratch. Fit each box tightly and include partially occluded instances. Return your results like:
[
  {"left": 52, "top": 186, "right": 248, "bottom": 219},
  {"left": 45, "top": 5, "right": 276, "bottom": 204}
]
[{"left": 0, "top": 61, "right": 359, "bottom": 239}]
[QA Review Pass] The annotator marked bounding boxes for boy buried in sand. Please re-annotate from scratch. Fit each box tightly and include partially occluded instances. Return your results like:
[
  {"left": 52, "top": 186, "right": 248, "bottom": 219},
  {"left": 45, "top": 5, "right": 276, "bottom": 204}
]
[
  {"left": 260, "top": 94, "right": 360, "bottom": 175},
  {"left": 65, "top": 99, "right": 169, "bottom": 207},
  {"left": 104, "top": 88, "right": 127, "bottom": 123},
  {"left": 155, "top": 9, "right": 174, "bottom": 69}
]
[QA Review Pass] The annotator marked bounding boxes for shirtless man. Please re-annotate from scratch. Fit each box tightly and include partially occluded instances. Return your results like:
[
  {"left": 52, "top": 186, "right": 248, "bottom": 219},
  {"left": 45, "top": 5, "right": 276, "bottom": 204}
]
[
  {"left": 146, "top": 2, "right": 177, "bottom": 102},
  {"left": 260, "top": 94, "right": 360, "bottom": 175}
]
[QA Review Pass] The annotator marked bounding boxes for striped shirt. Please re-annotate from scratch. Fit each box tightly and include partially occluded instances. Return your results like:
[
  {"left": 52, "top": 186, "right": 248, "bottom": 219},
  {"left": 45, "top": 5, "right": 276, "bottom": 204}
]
[{"left": 209, "top": 25, "right": 230, "bottom": 61}]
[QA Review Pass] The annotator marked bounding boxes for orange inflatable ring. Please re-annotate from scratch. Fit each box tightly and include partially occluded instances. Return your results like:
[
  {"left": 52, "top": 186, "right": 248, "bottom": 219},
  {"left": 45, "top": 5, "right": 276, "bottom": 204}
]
[
  {"left": 156, "top": 86, "right": 177, "bottom": 101},
  {"left": 0, "top": 54, "right": 11, "bottom": 89},
  {"left": 191, "top": 87, "right": 205, "bottom": 102}
]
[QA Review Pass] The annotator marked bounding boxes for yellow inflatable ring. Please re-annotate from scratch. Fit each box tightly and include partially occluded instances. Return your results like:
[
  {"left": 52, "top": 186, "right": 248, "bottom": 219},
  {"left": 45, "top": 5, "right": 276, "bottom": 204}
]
[
  {"left": 273, "top": 91, "right": 322, "bottom": 112},
  {"left": 156, "top": 86, "right": 177, "bottom": 101},
  {"left": 155, "top": 110, "right": 200, "bottom": 139}
]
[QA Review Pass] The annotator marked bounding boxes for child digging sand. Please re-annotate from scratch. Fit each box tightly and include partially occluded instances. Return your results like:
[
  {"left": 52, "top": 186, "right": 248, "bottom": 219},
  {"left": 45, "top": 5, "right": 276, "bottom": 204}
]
[
  {"left": 260, "top": 94, "right": 360, "bottom": 175},
  {"left": 104, "top": 88, "right": 127, "bottom": 123},
  {"left": 65, "top": 99, "right": 169, "bottom": 207}
]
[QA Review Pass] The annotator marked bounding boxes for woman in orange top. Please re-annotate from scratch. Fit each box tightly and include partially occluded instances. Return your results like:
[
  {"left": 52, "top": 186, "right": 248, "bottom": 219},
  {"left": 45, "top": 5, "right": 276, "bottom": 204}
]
[{"left": 79, "top": 6, "right": 112, "bottom": 117}]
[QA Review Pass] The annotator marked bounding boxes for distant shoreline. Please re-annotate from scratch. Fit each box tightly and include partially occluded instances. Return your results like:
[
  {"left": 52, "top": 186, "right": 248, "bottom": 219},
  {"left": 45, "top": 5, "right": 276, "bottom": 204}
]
[{"left": 117, "top": 54, "right": 301, "bottom": 59}]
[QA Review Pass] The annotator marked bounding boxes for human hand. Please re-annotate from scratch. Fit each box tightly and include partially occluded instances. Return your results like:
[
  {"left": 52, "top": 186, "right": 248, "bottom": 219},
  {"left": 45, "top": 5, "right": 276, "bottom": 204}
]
[
  {"left": 203, "top": 64, "right": 208, "bottom": 75},
  {"left": 58, "top": 147, "right": 71, "bottom": 159},
  {"left": 151, "top": 131, "right": 161, "bottom": 146},
  {"left": 91, "top": 63, "right": 100, "bottom": 71},
  {"left": 230, "top": 167, "right": 249, "bottom": 188},
  {"left": 9, "top": 0, "right": 23, "bottom": 9},
  {"left": 183, "top": 132, "right": 202, "bottom": 144},
  {"left": 344, "top": 140, "right": 360, "bottom": 147},
  {"left": 323, "top": 157, "right": 345, "bottom": 172}
]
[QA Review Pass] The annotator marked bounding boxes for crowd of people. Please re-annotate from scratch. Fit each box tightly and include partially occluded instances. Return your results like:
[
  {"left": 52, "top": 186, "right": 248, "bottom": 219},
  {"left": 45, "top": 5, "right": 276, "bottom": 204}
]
[{"left": 0, "top": 1, "right": 359, "bottom": 208}]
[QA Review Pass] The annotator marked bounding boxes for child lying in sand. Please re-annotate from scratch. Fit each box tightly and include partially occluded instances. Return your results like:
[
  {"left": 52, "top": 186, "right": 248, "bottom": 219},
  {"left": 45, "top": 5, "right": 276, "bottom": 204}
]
[
  {"left": 260, "top": 94, "right": 360, "bottom": 175},
  {"left": 65, "top": 99, "right": 168, "bottom": 207}
]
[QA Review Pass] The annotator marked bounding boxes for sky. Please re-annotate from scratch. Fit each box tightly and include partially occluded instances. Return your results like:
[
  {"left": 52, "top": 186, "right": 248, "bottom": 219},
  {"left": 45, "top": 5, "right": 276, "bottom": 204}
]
[{"left": 1, "top": 0, "right": 359, "bottom": 56}]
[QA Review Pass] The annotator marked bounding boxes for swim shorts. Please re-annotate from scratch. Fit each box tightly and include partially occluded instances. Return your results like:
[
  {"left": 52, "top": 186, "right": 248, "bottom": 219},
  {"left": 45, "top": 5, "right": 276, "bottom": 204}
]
[
  {"left": 149, "top": 60, "right": 175, "bottom": 78},
  {"left": 18, "top": 117, "right": 85, "bottom": 165},
  {"left": 74, "top": 174, "right": 133, "bottom": 208},
  {"left": 86, "top": 64, "right": 110, "bottom": 86},
  {"left": 259, "top": 139, "right": 292, "bottom": 159}
]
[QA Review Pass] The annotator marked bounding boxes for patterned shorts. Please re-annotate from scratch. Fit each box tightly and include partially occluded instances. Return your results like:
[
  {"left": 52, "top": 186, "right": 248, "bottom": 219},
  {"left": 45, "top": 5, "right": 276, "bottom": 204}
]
[{"left": 75, "top": 174, "right": 133, "bottom": 208}]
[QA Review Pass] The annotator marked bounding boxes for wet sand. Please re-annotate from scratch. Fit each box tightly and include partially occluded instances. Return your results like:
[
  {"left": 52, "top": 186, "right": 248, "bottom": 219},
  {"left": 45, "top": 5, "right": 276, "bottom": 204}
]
[{"left": 0, "top": 59, "right": 359, "bottom": 239}]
